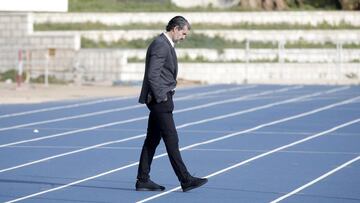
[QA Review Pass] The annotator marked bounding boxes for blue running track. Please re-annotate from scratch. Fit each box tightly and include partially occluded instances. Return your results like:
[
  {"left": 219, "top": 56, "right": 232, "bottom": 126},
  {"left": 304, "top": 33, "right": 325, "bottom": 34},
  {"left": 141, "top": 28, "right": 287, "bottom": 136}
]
[{"left": 0, "top": 84, "right": 359, "bottom": 203}]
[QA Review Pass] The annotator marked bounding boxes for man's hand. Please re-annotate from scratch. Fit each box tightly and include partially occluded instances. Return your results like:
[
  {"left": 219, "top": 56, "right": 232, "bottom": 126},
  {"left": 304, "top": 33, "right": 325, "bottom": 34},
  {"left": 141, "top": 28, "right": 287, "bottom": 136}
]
[{"left": 162, "top": 95, "right": 168, "bottom": 103}]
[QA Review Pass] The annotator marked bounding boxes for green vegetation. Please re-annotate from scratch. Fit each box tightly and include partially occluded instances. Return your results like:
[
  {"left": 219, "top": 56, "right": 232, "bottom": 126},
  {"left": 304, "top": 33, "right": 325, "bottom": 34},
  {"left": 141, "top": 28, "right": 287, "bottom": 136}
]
[
  {"left": 127, "top": 57, "right": 144, "bottom": 63},
  {"left": 35, "top": 21, "right": 360, "bottom": 31},
  {"left": 345, "top": 72, "right": 358, "bottom": 79},
  {"left": 176, "top": 34, "right": 246, "bottom": 49},
  {"left": 69, "top": 0, "right": 180, "bottom": 12},
  {"left": 128, "top": 55, "right": 279, "bottom": 63},
  {"left": 81, "top": 34, "right": 247, "bottom": 49},
  {"left": 35, "top": 22, "right": 126, "bottom": 31},
  {"left": 180, "top": 55, "right": 209, "bottom": 63},
  {"left": 343, "top": 43, "right": 360, "bottom": 48},
  {"left": 0, "top": 69, "right": 25, "bottom": 82},
  {"left": 68, "top": 0, "right": 262, "bottom": 12},
  {"left": 0, "top": 70, "right": 68, "bottom": 84},
  {"left": 81, "top": 37, "right": 152, "bottom": 49},
  {"left": 30, "top": 75, "right": 68, "bottom": 84},
  {"left": 351, "top": 59, "right": 360, "bottom": 63},
  {"left": 287, "top": 0, "right": 342, "bottom": 10},
  {"left": 192, "top": 21, "right": 360, "bottom": 30},
  {"left": 285, "top": 40, "right": 337, "bottom": 49},
  {"left": 81, "top": 34, "right": 360, "bottom": 49},
  {"left": 68, "top": 0, "right": 359, "bottom": 12},
  {"left": 129, "top": 55, "right": 360, "bottom": 63}
]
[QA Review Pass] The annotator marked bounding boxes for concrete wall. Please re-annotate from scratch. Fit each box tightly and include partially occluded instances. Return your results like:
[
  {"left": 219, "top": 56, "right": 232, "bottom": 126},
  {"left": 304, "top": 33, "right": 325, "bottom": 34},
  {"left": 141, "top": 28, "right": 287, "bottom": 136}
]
[
  {"left": 0, "top": 13, "right": 33, "bottom": 38},
  {"left": 9, "top": 47, "right": 358, "bottom": 85},
  {"left": 124, "top": 63, "right": 360, "bottom": 85},
  {"left": 1, "top": 12, "right": 359, "bottom": 85},
  {"left": 98, "top": 48, "right": 360, "bottom": 63},
  {"left": 44, "top": 30, "right": 360, "bottom": 44},
  {"left": 76, "top": 49, "right": 126, "bottom": 82},
  {"left": 0, "top": 0, "right": 68, "bottom": 12},
  {"left": 171, "top": 0, "right": 237, "bottom": 8},
  {"left": 33, "top": 12, "right": 360, "bottom": 26},
  {"left": 0, "top": 13, "right": 80, "bottom": 71}
]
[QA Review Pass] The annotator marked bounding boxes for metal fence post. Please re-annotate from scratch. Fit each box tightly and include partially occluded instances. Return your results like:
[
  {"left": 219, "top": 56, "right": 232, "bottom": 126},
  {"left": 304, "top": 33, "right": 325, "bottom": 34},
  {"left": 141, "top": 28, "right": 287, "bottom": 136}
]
[
  {"left": 244, "top": 39, "right": 250, "bottom": 83},
  {"left": 44, "top": 51, "right": 48, "bottom": 86},
  {"left": 336, "top": 41, "right": 343, "bottom": 81},
  {"left": 17, "top": 49, "right": 23, "bottom": 87},
  {"left": 278, "top": 40, "right": 285, "bottom": 63}
]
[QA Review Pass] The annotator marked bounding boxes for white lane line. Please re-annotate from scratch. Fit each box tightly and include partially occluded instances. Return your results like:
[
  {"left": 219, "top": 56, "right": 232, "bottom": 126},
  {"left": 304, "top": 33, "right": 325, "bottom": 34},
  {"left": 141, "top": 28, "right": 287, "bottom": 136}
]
[
  {"left": 0, "top": 116, "right": 147, "bottom": 149},
  {"left": 14, "top": 128, "right": 359, "bottom": 137},
  {"left": 0, "top": 96, "right": 134, "bottom": 119},
  {"left": 0, "top": 85, "right": 258, "bottom": 131},
  {"left": 270, "top": 155, "right": 360, "bottom": 203},
  {"left": 177, "top": 129, "right": 358, "bottom": 136},
  {"left": 175, "top": 86, "right": 302, "bottom": 114},
  {"left": 7, "top": 146, "right": 360, "bottom": 156},
  {"left": 0, "top": 87, "right": 348, "bottom": 173},
  {"left": 0, "top": 84, "right": 240, "bottom": 119},
  {"left": 175, "top": 86, "right": 349, "bottom": 128},
  {"left": 0, "top": 134, "right": 145, "bottom": 173},
  {"left": 0, "top": 84, "right": 212, "bottom": 118},
  {"left": 137, "top": 118, "right": 360, "bottom": 203},
  {"left": 175, "top": 85, "right": 257, "bottom": 100},
  {"left": 0, "top": 86, "right": 301, "bottom": 172},
  {"left": 0, "top": 104, "right": 141, "bottom": 132},
  {"left": 5, "top": 97, "right": 359, "bottom": 203},
  {"left": 185, "top": 148, "right": 360, "bottom": 156},
  {"left": 0, "top": 84, "right": 213, "bottom": 119},
  {"left": 0, "top": 86, "right": 296, "bottom": 148},
  {"left": 7, "top": 145, "right": 142, "bottom": 150}
]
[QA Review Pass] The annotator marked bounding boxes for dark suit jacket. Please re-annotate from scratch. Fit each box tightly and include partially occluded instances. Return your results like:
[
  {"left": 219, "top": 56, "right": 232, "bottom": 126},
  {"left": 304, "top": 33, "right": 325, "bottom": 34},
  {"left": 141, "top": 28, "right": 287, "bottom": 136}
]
[{"left": 138, "top": 33, "right": 178, "bottom": 104}]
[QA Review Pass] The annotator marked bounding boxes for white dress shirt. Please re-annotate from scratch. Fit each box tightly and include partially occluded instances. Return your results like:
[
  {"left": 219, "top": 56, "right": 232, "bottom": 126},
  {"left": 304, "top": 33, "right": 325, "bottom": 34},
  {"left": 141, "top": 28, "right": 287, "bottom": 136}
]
[{"left": 164, "top": 32, "right": 175, "bottom": 47}]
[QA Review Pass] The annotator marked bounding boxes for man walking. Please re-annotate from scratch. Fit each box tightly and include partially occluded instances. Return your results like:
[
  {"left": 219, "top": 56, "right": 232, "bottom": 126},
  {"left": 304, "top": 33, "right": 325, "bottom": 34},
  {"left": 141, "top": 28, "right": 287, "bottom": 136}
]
[{"left": 136, "top": 16, "right": 208, "bottom": 192}]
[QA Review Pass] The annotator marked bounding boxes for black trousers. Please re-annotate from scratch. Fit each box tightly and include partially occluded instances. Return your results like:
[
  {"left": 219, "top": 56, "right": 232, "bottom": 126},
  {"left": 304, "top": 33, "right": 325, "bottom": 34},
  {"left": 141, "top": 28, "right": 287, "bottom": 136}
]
[{"left": 137, "top": 92, "right": 190, "bottom": 183}]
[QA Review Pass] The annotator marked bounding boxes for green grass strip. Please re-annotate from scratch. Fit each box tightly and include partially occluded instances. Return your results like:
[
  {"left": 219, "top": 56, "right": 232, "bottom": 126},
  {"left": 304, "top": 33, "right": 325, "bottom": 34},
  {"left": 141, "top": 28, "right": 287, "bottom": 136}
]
[
  {"left": 35, "top": 21, "right": 360, "bottom": 31},
  {"left": 81, "top": 34, "right": 360, "bottom": 49}
]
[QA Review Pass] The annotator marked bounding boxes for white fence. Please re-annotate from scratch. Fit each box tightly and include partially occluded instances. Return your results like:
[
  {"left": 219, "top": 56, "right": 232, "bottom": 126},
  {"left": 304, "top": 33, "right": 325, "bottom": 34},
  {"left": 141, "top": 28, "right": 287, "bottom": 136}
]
[
  {"left": 34, "top": 12, "right": 360, "bottom": 26},
  {"left": 42, "top": 30, "right": 360, "bottom": 44},
  {"left": 4, "top": 43, "right": 358, "bottom": 85},
  {"left": 1, "top": 48, "right": 127, "bottom": 86}
]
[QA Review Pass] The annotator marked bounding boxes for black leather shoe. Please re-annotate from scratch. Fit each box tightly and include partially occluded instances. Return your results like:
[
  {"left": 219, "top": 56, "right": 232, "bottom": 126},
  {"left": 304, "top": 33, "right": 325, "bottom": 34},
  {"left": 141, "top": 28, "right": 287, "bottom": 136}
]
[
  {"left": 136, "top": 179, "right": 165, "bottom": 191},
  {"left": 181, "top": 176, "right": 208, "bottom": 192}
]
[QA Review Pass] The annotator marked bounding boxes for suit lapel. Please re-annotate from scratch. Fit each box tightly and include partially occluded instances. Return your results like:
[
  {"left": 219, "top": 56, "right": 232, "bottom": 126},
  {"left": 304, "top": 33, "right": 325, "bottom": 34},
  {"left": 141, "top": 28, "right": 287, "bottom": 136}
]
[
  {"left": 171, "top": 47, "right": 178, "bottom": 79},
  {"left": 160, "top": 33, "right": 178, "bottom": 79}
]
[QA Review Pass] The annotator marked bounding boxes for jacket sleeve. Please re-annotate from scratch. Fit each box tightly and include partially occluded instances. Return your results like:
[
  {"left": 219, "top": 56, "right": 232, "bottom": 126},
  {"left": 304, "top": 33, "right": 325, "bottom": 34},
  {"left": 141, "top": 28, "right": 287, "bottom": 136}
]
[{"left": 147, "top": 41, "right": 169, "bottom": 103}]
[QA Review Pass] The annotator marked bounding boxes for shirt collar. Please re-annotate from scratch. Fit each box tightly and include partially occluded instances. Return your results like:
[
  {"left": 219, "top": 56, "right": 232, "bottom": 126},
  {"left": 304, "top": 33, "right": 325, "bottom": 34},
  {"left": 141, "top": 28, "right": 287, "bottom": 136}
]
[{"left": 164, "top": 32, "right": 175, "bottom": 47}]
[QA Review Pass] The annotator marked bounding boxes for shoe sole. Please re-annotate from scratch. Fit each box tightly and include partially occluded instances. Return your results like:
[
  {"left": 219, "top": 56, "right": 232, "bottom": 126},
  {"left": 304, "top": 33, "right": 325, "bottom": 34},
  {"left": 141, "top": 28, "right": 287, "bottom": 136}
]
[
  {"left": 182, "top": 179, "right": 208, "bottom": 192},
  {"left": 136, "top": 188, "right": 165, "bottom": 191}
]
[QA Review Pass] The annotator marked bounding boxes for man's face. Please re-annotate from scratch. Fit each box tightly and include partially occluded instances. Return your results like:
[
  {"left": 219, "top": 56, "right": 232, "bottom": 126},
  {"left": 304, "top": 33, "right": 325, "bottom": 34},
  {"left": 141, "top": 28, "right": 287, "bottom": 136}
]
[{"left": 171, "top": 25, "right": 189, "bottom": 44}]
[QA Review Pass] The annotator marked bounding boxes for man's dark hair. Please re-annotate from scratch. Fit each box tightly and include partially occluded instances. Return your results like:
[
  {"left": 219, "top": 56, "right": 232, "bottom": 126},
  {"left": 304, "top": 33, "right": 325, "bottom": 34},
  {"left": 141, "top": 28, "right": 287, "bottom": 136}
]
[{"left": 166, "top": 16, "right": 191, "bottom": 32}]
